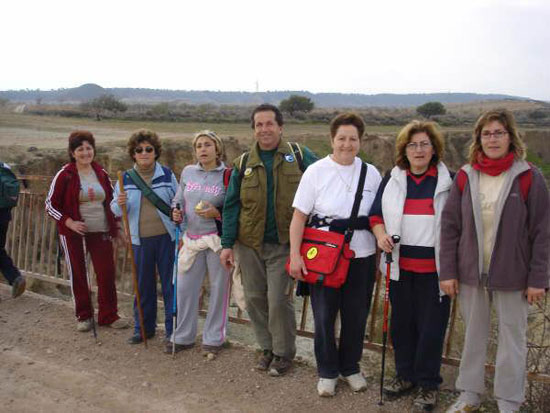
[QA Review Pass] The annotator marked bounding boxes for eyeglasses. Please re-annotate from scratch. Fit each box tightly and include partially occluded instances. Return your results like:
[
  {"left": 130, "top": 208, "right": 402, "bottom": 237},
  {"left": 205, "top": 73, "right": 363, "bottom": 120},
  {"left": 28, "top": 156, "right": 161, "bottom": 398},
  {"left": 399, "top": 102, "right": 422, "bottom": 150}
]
[
  {"left": 406, "top": 141, "right": 432, "bottom": 151},
  {"left": 135, "top": 146, "right": 154, "bottom": 154},
  {"left": 481, "top": 130, "right": 508, "bottom": 140}
]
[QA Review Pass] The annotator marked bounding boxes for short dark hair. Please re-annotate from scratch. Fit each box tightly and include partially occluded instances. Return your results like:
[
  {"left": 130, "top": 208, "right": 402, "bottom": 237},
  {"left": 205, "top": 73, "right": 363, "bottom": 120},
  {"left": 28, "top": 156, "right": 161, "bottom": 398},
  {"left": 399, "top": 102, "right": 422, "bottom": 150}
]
[
  {"left": 329, "top": 113, "right": 365, "bottom": 140},
  {"left": 127, "top": 129, "right": 162, "bottom": 160},
  {"left": 250, "top": 104, "right": 284, "bottom": 129},
  {"left": 68, "top": 130, "right": 96, "bottom": 162}
]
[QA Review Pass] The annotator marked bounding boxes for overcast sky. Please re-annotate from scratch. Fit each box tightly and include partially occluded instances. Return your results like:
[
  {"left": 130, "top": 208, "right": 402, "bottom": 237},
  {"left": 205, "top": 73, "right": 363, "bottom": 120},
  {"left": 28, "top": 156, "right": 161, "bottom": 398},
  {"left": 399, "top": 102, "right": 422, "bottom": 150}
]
[{"left": 1, "top": 0, "right": 549, "bottom": 100}]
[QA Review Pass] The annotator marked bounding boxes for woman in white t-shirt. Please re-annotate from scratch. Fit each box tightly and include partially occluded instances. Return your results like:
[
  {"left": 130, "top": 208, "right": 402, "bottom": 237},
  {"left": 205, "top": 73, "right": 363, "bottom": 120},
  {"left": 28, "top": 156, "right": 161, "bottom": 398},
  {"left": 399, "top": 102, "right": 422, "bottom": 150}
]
[{"left": 288, "top": 113, "right": 381, "bottom": 397}]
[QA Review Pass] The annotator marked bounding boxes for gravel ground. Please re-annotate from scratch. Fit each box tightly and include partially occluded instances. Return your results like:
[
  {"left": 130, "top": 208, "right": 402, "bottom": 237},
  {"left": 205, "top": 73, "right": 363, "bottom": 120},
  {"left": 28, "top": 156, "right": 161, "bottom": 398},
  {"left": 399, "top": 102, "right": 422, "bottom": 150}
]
[{"left": 0, "top": 283, "right": 468, "bottom": 413}]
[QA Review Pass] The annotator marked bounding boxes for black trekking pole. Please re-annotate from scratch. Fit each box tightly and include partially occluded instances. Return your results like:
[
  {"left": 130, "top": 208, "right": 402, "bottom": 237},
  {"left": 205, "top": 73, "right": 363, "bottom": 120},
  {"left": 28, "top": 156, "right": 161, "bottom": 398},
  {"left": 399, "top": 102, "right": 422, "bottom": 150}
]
[
  {"left": 379, "top": 235, "right": 400, "bottom": 406},
  {"left": 172, "top": 204, "right": 181, "bottom": 358}
]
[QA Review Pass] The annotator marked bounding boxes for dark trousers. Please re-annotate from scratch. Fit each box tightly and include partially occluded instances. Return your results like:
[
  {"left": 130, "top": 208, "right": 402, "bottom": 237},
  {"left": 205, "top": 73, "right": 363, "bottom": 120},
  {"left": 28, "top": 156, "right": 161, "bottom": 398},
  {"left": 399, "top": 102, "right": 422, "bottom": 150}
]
[
  {"left": 132, "top": 233, "right": 174, "bottom": 337},
  {"left": 0, "top": 219, "right": 21, "bottom": 284},
  {"left": 59, "top": 232, "right": 119, "bottom": 324},
  {"left": 310, "top": 255, "right": 376, "bottom": 378},
  {"left": 389, "top": 270, "right": 450, "bottom": 389}
]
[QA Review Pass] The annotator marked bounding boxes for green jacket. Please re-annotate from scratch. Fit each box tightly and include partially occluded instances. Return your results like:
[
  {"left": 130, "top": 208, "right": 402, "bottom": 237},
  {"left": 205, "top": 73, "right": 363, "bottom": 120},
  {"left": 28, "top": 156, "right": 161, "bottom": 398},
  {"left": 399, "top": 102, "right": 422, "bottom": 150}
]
[{"left": 221, "top": 139, "right": 317, "bottom": 252}]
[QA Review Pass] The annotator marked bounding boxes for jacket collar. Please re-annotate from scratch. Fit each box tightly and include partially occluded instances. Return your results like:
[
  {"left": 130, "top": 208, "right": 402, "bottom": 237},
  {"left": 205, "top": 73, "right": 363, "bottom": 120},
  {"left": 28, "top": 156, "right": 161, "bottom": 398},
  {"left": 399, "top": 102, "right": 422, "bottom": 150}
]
[
  {"left": 195, "top": 161, "right": 226, "bottom": 172},
  {"left": 247, "top": 139, "right": 292, "bottom": 168},
  {"left": 390, "top": 162, "right": 452, "bottom": 196}
]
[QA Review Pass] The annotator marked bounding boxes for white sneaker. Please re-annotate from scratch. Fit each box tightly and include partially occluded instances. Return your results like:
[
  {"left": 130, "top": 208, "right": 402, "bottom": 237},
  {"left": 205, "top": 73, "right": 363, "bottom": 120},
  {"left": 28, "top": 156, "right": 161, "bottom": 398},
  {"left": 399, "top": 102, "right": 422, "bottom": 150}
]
[
  {"left": 76, "top": 319, "right": 92, "bottom": 332},
  {"left": 317, "top": 378, "right": 337, "bottom": 397},
  {"left": 343, "top": 372, "right": 367, "bottom": 392},
  {"left": 445, "top": 399, "right": 481, "bottom": 413}
]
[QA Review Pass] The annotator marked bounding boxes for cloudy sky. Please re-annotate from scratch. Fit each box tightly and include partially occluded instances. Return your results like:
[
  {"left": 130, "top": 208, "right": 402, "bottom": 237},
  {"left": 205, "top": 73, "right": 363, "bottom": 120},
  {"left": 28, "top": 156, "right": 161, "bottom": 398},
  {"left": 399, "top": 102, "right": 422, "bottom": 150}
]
[{"left": 1, "top": 0, "right": 549, "bottom": 100}]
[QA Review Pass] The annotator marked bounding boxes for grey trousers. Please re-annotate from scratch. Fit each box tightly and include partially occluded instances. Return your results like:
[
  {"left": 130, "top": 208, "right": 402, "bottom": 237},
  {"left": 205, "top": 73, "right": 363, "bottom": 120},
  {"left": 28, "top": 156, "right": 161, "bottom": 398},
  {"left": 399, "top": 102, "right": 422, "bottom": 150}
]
[
  {"left": 456, "top": 283, "right": 528, "bottom": 411},
  {"left": 236, "top": 242, "right": 296, "bottom": 359},
  {"left": 172, "top": 248, "right": 231, "bottom": 347}
]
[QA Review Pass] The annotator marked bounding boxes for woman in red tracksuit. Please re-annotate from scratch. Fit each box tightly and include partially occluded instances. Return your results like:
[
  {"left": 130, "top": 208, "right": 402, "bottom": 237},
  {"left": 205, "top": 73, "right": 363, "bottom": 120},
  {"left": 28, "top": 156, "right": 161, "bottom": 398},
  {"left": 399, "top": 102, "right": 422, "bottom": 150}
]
[{"left": 46, "top": 131, "right": 127, "bottom": 332}]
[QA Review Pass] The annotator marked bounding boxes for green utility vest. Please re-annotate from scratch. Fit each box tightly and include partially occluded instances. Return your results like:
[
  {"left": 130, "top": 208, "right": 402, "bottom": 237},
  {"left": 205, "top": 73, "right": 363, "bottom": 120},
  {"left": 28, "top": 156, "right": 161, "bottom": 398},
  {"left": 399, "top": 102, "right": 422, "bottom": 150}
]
[{"left": 236, "top": 139, "right": 303, "bottom": 252}]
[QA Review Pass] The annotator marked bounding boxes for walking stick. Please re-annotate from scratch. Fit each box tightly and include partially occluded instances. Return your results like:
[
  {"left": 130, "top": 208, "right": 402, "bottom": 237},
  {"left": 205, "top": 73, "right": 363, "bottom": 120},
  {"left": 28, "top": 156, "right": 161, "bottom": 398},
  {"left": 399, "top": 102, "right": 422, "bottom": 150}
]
[
  {"left": 83, "top": 238, "right": 98, "bottom": 343},
  {"left": 378, "top": 235, "right": 400, "bottom": 406},
  {"left": 172, "top": 204, "right": 181, "bottom": 358},
  {"left": 117, "top": 171, "right": 148, "bottom": 348}
]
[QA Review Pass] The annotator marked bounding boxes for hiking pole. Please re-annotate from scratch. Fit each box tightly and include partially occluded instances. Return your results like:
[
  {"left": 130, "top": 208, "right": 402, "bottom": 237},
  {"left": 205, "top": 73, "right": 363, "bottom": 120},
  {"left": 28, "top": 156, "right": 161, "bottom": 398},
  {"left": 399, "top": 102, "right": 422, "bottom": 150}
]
[
  {"left": 83, "top": 238, "right": 98, "bottom": 344},
  {"left": 379, "top": 235, "right": 400, "bottom": 406},
  {"left": 172, "top": 203, "right": 181, "bottom": 358},
  {"left": 117, "top": 171, "right": 148, "bottom": 348}
]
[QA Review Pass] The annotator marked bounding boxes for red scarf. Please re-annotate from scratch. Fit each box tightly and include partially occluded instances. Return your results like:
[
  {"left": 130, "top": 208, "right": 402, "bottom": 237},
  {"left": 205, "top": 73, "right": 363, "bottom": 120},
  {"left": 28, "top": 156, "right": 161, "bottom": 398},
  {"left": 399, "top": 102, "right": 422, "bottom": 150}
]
[{"left": 473, "top": 152, "right": 514, "bottom": 176}]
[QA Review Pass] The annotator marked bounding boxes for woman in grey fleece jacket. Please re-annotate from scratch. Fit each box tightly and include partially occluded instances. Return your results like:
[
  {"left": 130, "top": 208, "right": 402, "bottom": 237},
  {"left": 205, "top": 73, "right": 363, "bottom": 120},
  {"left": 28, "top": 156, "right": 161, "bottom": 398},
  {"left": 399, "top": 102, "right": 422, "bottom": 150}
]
[
  {"left": 169, "top": 130, "right": 231, "bottom": 356},
  {"left": 439, "top": 110, "right": 550, "bottom": 413}
]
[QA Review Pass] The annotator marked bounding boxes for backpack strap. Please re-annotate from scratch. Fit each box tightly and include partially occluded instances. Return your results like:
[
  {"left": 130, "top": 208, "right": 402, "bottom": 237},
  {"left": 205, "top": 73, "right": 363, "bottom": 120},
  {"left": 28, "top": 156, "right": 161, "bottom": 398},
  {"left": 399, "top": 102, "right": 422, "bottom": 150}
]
[
  {"left": 456, "top": 169, "right": 468, "bottom": 193},
  {"left": 519, "top": 167, "right": 532, "bottom": 202},
  {"left": 223, "top": 167, "right": 232, "bottom": 189},
  {"left": 237, "top": 152, "right": 250, "bottom": 181},
  {"left": 126, "top": 168, "right": 172, "bottom": 217},
  {"left": 287, "top": 142, "right": 305, "bottom": 172}
]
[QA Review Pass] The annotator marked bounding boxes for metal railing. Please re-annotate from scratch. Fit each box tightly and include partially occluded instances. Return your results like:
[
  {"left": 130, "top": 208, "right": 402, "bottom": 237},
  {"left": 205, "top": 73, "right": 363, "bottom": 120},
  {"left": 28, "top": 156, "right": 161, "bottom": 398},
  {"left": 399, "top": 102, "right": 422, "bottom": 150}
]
[{"left": 6, "top": 175, "right": 550, "bottom": 384}]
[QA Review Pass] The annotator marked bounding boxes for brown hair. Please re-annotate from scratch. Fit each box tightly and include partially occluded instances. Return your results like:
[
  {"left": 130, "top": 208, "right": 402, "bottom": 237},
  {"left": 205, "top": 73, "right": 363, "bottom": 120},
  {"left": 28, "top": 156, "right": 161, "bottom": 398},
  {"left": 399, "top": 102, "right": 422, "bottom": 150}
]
[
  {"left": 68, "top": 130, "right": 96, "bottom": 162},
  {"left": 467, "top": 109, "right": 526, "bottom": 164},
  {"left": 329, "top": 113, "right": 365, "bottom": 140},
  {"left": 192, "top": 130, "right": 225, "bottom": 163},
  {"left": 127, "top": 129, "right": 162, "bottom": 160},
  {"left": 395, "top": 120, "right": 445, "bottom": 170}
]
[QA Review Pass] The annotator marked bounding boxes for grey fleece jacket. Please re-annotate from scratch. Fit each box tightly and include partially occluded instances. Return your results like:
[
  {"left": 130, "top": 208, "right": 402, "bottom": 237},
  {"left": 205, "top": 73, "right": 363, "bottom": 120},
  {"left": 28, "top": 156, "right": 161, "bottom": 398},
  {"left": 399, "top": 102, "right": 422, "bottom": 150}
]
[
  {"left": 439, "top": 160, "right": 550, "bottom": 291},
  {"left": 172, "top": 162, "right": 227, "bottom": 236}
]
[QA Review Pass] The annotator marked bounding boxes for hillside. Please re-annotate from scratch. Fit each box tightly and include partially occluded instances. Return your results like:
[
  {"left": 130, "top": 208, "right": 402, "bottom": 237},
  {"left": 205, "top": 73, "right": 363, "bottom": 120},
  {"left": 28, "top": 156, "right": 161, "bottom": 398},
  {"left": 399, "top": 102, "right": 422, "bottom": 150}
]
[{"left": 0, "top": 84, "right": 533, "bottom": 107}]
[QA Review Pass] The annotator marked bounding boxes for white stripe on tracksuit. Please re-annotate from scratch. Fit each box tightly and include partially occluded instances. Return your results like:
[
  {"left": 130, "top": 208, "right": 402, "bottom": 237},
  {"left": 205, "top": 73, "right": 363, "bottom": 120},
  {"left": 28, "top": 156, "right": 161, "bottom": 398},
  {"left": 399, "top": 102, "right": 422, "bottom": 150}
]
[{"left": 45, "top": 168, "right": 66, "bottom": 221}]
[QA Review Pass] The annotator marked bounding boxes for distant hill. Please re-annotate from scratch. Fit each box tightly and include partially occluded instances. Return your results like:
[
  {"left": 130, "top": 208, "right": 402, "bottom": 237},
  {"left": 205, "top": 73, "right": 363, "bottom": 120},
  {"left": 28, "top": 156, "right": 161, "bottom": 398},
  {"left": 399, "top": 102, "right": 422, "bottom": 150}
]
[{"left": 0, "top": 84, "right": 532, "bottom": 107}]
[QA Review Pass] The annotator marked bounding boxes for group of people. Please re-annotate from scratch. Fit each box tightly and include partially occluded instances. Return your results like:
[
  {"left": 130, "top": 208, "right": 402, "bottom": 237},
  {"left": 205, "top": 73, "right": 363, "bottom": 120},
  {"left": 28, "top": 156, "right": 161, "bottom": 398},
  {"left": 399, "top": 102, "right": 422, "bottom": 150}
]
[{"left": 2, "top": 102, "right": 545, "bottom": 413}]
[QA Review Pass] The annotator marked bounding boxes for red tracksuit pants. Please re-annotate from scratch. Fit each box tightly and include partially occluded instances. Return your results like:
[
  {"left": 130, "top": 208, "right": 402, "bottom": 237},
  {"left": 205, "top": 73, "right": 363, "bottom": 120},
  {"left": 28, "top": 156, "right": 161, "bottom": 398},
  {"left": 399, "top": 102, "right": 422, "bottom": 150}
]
[{"left": 59, "top": 232, "right": 119, "bottom": 324}]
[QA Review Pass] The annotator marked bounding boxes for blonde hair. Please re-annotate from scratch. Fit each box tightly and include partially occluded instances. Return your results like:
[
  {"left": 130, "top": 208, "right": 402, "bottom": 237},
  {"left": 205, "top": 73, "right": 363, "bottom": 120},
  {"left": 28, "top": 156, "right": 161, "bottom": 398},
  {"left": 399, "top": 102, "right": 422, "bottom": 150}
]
[
  {"left": 468, "top": 109, "right": 526, "bottom": 164},
  {"left": 192, "top": 130, "right": 225, "bottom": 162},
  {"left": 395, "top": 120, "right": 445, "bottom": 170}
]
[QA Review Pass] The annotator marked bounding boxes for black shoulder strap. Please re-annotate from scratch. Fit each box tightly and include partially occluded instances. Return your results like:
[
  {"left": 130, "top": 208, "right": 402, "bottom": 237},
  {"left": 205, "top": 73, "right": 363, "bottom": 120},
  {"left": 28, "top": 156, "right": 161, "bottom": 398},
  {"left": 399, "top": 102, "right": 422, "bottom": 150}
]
[
  {"left": 345, "top": 162, "right": 368, "bottom": 242},
  {"left": 288, "top": 142, "right": 305, "bottom": 172},
  {"left": 237, "top": 152, "right": 250, "bottom": 181},
  {"left": 126, "top": 168, "right": 172, "bottom": 217}
]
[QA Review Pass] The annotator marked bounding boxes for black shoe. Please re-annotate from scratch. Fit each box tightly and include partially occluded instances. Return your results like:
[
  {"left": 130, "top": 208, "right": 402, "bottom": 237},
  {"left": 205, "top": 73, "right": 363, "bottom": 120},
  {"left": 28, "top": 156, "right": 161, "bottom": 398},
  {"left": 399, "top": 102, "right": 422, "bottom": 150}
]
[
  {"left": 268, "top": 355, "right": 292, "bottom": 377},
  {"left": 12, "top": 276, "right": 26, "bottom": 298},
  {"left": 164, "top": 342, "right": 194, "bottom": 354},
  {"left": 256, "top": 349, "right": 274, "bottom": 371},
  {"left": 413, "top": 387, "right": 438, "bottom": 412},
  {"left": 127, "top": 331, "right": 155, "bottom": 344}
]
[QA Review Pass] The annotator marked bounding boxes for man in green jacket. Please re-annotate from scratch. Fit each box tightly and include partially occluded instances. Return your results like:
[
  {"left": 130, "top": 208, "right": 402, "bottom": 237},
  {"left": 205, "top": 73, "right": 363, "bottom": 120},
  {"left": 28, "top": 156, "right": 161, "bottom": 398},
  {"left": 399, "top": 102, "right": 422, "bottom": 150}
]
[{"left": 220, "top": 104, "right": 317, "bottom": 376}]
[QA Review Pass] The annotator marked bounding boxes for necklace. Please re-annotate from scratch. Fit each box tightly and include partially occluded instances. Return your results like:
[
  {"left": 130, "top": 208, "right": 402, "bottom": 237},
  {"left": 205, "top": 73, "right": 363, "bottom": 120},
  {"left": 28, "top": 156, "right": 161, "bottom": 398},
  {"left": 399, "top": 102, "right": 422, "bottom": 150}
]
[{"left": 334, "top": 160, "right": 356, "bottom": 192}]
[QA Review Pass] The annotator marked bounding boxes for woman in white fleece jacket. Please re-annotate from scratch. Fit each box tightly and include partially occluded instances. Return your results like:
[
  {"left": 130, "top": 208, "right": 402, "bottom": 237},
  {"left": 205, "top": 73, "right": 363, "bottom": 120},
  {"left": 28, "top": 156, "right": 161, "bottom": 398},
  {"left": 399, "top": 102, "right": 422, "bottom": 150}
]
[{"left": 369, "top": 120, "right": 452, "bottom": 412}]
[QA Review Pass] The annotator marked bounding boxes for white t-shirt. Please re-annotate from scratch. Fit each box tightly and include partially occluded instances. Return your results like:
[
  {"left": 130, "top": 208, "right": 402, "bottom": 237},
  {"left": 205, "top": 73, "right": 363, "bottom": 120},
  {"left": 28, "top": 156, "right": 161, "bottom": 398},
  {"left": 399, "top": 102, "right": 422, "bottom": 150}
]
[{"left": 292, "top": 155, "right": 382, "bottom": 258}]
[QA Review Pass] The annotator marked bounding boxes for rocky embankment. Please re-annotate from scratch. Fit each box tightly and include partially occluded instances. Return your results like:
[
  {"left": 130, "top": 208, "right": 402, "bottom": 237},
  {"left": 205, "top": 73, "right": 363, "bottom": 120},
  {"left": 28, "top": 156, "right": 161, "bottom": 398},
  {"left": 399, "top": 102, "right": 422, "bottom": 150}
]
[{"left": 2, "top": 130, "right": 549, "bottom": 192}]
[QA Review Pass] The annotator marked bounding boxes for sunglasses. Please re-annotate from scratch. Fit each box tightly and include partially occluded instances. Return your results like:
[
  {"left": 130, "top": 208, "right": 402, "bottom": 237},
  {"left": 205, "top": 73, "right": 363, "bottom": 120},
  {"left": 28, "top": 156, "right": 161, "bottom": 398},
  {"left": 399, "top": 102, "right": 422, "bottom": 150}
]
[{"left": 135, "top": 146, "right": 154, "bottom": 154}]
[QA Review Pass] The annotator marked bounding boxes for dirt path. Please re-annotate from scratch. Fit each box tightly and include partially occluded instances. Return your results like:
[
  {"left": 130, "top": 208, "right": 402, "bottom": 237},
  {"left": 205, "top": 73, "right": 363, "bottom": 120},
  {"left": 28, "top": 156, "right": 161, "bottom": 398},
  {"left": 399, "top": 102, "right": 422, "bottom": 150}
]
[{"left": 0, "top": 285, "right": 457, "bottom": 413}]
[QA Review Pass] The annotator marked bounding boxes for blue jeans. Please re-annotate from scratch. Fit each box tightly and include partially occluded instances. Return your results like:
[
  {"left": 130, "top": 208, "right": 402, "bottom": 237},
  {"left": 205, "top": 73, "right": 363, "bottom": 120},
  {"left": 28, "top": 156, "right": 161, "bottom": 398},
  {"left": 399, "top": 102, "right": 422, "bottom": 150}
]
[{"left": 132, "top": 233, "right": 175, "bottom": 337}]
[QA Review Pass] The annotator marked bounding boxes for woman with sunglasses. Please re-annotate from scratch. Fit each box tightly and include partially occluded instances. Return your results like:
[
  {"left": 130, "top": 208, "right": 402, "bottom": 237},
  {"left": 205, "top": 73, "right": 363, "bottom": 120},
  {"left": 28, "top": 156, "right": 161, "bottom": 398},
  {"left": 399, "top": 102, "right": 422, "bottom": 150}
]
[
  {"left": 440, "top": 110, "right": 550, "bottom": 413},
  {"left": 168, "top": 130, "right": 231, "bottom": 356},
  {"left": 111, "top": 129, "right": 179, "bottom": 346},
  {"left": 369, "top": 120, "right": 452, "bottom": 411},
  {"left": 46, "top": 131, "right": 128, "bottom": 332}
]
